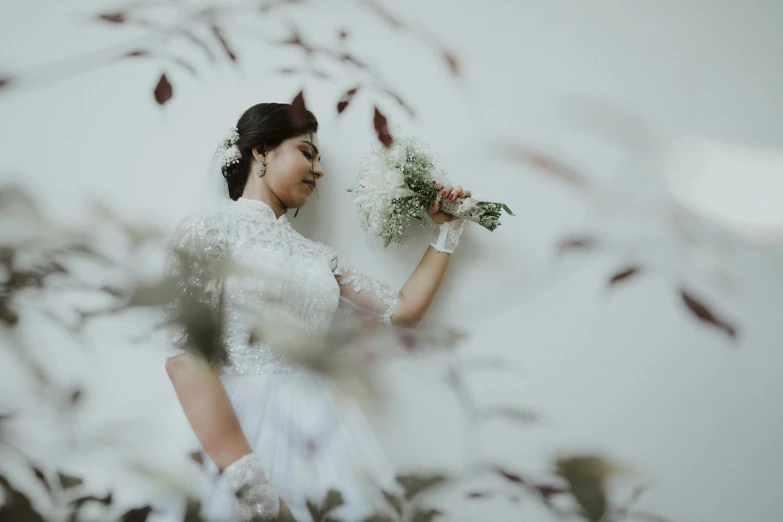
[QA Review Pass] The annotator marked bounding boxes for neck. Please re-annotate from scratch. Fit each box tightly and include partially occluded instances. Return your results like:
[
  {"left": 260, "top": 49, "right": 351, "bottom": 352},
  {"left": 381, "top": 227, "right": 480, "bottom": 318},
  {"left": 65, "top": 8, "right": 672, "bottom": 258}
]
[{"left": 240, "top": 183, "right": 287, "bottom": 219}]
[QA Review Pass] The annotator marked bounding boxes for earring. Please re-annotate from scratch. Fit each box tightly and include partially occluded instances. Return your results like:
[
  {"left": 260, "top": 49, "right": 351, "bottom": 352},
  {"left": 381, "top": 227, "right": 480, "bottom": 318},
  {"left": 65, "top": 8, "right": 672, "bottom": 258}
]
[{"left": 255, "top": 159, "right": 265, "bottom": 177}]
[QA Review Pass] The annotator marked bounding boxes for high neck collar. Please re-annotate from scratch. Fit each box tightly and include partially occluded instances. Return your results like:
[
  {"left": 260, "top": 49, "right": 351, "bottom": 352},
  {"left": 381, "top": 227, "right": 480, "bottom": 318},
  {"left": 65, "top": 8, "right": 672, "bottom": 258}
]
[{"left": 234, "top": 197, "right": 288, "bottom": 222}]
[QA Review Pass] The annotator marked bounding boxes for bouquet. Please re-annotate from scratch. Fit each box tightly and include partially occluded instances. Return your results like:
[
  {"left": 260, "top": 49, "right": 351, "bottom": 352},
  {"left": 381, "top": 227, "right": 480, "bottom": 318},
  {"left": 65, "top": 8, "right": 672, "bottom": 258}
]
[{"left": 349, "top": 133, "right": 514, "bottom": 248}]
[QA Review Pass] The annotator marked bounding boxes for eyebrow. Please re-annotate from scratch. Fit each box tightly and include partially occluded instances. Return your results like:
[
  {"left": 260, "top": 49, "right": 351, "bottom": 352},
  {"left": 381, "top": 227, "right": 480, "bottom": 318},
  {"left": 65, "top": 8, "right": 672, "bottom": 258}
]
[{"left": 301, "top": 140, "right": 321, "bottom": 160}]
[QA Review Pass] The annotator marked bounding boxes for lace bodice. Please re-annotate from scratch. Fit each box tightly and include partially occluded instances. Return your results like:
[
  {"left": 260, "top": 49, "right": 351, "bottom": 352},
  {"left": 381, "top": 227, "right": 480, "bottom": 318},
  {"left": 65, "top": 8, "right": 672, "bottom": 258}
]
[{"left": 165, "top": 197, "right": 399, "bottom": 374}]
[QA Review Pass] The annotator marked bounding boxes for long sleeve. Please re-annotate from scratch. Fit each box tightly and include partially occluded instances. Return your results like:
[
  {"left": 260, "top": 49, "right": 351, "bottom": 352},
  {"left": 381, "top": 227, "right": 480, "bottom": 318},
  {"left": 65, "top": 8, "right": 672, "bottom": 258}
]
[
  {"left": 331, "top": 254, "right": 400, "bottom": 325},
  {"left": 164, "top": 212, "right": 228, "bottom": 363}
]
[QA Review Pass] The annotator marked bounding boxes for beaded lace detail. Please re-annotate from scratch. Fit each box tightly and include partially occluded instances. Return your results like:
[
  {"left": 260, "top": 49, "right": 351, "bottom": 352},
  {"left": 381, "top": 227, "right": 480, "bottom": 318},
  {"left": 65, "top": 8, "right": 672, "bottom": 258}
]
[
  {"left": 165, "top": 197, "right": 400, "bottom": 374},
  {"left": 221, "top": 453, "right": 280, "bottom": 521}
]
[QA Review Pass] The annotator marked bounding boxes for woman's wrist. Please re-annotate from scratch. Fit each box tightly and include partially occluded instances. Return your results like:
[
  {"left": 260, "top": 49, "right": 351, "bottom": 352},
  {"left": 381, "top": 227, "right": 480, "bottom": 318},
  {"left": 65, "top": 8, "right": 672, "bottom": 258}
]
[{"left": 430, "top": 219, "right": 466, "bottom": 254}]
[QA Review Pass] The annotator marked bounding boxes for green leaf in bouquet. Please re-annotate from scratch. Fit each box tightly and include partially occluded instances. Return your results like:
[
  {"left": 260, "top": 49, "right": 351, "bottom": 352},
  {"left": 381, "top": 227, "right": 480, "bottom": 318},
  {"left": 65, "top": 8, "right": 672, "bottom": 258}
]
[{"left": 501, "top": 203, "right": 515, "bottom": 216}]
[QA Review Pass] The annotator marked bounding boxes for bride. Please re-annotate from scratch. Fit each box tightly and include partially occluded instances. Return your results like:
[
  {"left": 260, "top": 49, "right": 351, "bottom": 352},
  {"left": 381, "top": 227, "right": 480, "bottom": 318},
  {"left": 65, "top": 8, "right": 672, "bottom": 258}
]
[{"left": 164, "top": 102, "right": 471, "bottom": 521}]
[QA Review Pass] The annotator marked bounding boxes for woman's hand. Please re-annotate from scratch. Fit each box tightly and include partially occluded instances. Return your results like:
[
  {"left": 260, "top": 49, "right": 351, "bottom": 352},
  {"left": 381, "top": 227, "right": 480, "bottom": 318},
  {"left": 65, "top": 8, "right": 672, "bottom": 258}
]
[{"left": 427, "top": 183, "right": 471, "bottom": 225}]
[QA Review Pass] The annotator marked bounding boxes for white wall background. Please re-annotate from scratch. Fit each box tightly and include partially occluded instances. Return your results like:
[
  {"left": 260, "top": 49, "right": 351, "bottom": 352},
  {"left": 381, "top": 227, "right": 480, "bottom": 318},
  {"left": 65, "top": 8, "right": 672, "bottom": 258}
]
[{"left": 1, "top": 1, "right": 782, "bottom": 521}]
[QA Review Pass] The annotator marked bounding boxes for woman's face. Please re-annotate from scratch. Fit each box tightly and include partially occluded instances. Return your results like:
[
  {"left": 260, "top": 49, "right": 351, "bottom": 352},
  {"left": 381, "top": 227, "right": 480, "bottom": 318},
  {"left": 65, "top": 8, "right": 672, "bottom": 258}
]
[{"left": 263, "top": 133, "right": 323, "bottom": 209}]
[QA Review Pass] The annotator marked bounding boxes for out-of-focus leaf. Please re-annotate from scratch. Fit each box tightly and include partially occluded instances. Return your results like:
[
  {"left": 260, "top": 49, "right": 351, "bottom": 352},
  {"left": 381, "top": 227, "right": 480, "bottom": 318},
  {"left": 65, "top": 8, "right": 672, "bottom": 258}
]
[
  {"left": 411, "top": 508, "right": 442, "bottom": 522},
  {"left": 182, "top": 499, "right": 202, "bottom": 522},
  {"left": 558, "top": 236, "right": 598, "bottom": 254},
  {"left": 444, "top": 51, "right": 460, "bottom": 76},
  {"left": 290, "top": 90, "right": 309, "bottom": 127},
  {"left": 0, "top": 77, "right": 12, "bottom": 89},
  {"left": 0, "top": 473, "right": 45, "bottom": 522},
  {"left": 57, "top": 471, "right": 84, "bottom": 490},
  {"left": 0, "top": 186, "right": 42, "bottom": 222},
  {"left": 70, "top": 388, "right": 83, "bottom": 406},
  {"left": 30, "top": 464, "right": 51, "bottom": 495},
  {"left": 0, "top": 298, "right": 19, "bottom": 326},
  {"left": 466, "top": 491, "right": 491, "bottom": 499},
  {"left": 124, "top": 49, "right": 150, "bottom": 58},
  {"left": 181, "top": 29, "right": 216, "bottom": 63},
  {"left": 337, "top": 86, "right": 359, "bottom": 114},
  {"left": 384, "top": 89, "right": 415, "bottom": 117},
  {"left": 363, "top": 516, "right": 395, "bottom": 522},
  {"left": 154, "top": 73, "right": 173, "bottom": 105},
  {"left": 609, "top": 266, "right": 642, "bottom": 287},
  {"left": 381, "top": 490, "right": 403, "bottom": 516},
  {"left": 98, "top": 13, "right": 126, "bottom": 24},
  {"left": 128, "top": 279, "right": 177, "bottom": 307},
  {"left": 495, "top": 468, "right": 525, "bottom": 485},
  {"left": 396, "top": 474, "right": 448, "bottom": 501},
  {"left": 555, "top": 456, "right": 621, "bottom": 522},
  {"left": 503, "top": 146, "right": 589, "bottom": 190},
  {"left": 306, "top": 500, "right": 320, "bottom": 522},
  {"left": 211, "top": 25, "right": 237, "bottom": 62},
  {"left": 322, "top": 489, "right": 344, "bottom": 514},
  {"left": 373, "top": 107, "right": 393, "bottom": 148},
  {"left": 339, "top": 29, "right": 349, "bottom": 40},
  {"left": 69, "top": 492, "right": 113, "bottom": 508},
  {"left": 481, "top": 406, "right": 538, "bottom": 423},
  {"left": 680, "top": 289, "right": 737, "bottom": 339},
  {"left": 624, "top": 511, "right": 677, "bottom": 522},
  {"left": 365, "top": 0, "right": 404, "bottom": 28},
  {"left": 121, "top": 505, "right": 153, "bottom": 522},
  {"left": 188, "top": 451, "right": 205, "bottom": 466}
]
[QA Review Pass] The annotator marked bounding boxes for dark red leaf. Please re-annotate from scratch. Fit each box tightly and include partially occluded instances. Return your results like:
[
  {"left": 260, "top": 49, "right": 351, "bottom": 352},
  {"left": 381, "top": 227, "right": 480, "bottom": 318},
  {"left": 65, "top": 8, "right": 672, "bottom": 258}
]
[
  {"left": 366, "top": 0, "right": 404, "bottom": 28},
  {"left": 496, "top": 468, "right": 526, "bottom": 484},
  {"left": 339, "top": 29, "right": 349, "bottom": 40},
  {"left": 444, "top": 51, "right": 460, "bottom": 76},
  {"left": 609, "top": 266, "right": 641, "bottom": 286},
  {"left": 172, "top": 57, "right": 198, "bottom": 77},
  {"left": 339, "top": 53, "right": 367, "bottom": 69},
  {"left": 337, "top": 86, "right": 359, "bottom": 114},
  {"left": 373, "top": 107, "right": 393, "bottom": 148},
  {"left": 536, "top": 484, "right": 568, "bottom": 499},
  {"left": 290, "top": 90, "right": 309, "bottom": 127},
  {"left": 558, "top": 236, "right": 597, "bottom": 253},
  {"left": 211, "top": 25, "right": 237, "bottom": 62},
  {"left": 384, "top": 89, "right": 416, "bottom": 117},
  {"left": 504, "top": 146, "right": 588, "bottom": 189},
  {"left": 153, "top": 73, "right": 173, "bottom": 105},
  {"left": 98, "top": 12, "right": 125, "bottom": 24},
  {"left": 680, "top": 290, "right": 737, "bottom": 339},
  {"left": 124, "top": 49, "right": 149, "bottom": 58},
  {"left": 280, "top": 28, "right": 314, "bottom": 54},
  {"left": 0, "top": 77, "right": 11, "bottom": 89},
  {"left": 189, "top": 450, "right": 204, "bottom": 465},
  {"left": 181, "top": 29, "right": 216, "bottom": 63}
]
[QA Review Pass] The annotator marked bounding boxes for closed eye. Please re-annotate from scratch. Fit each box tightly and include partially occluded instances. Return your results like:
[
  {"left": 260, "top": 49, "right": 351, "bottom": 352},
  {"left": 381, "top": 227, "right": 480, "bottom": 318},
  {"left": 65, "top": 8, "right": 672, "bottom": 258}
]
[{"left": 301, "top": 150, "right": 313, "bottom": 160}]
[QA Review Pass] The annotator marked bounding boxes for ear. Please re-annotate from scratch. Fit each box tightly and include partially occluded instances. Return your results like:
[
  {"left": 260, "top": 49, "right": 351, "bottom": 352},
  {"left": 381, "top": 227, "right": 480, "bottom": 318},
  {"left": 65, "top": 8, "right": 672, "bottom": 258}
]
[{"left": 251, "top": 146, "right": 267, "bottom": 163}]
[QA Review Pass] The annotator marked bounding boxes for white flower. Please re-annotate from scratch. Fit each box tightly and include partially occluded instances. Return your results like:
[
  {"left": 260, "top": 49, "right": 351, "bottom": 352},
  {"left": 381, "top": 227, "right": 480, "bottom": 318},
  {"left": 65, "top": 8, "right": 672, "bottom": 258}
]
[{"left": 217, "top": 126, "right": 241, "bottom": 167}]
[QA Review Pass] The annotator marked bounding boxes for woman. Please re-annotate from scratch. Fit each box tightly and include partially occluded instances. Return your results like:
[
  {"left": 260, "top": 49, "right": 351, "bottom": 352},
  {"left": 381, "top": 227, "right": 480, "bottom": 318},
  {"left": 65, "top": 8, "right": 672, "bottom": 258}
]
[{"left": 164, "top": 103, "right": 470, "bottom": 521}]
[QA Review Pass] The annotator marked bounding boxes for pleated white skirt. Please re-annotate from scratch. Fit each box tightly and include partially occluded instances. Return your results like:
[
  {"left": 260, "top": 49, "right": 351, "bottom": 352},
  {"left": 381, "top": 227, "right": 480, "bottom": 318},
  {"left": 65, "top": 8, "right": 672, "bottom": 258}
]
[{"left": 198, "top": 372, "right": 397, "bottom": 522}]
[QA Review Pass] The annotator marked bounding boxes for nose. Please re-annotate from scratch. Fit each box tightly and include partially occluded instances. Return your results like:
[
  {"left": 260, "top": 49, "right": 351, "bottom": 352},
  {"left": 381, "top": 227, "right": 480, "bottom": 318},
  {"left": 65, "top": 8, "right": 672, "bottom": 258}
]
[{"left": 311, "top": 162, "right": 325, "bottom": 180}]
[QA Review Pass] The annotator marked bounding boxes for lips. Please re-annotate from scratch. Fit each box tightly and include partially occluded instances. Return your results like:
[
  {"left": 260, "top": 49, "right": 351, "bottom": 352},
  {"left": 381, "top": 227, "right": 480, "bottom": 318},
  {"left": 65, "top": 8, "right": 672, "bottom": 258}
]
[{"left": 302, "top": 180, "right": 316, "bottom": 190}]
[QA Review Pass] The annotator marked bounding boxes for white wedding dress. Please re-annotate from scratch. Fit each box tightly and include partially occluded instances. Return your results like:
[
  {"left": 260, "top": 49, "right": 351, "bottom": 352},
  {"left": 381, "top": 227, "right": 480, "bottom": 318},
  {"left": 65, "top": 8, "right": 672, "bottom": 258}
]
[{"left": 164, "top": 197, "right": 406, "bottom": 521}]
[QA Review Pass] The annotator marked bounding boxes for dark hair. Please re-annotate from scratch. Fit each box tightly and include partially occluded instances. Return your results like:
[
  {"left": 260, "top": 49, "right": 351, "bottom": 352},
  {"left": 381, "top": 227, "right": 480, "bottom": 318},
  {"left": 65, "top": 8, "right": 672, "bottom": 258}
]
[{"left": 223, "top": 103, "right": 319, "bottom": 200}]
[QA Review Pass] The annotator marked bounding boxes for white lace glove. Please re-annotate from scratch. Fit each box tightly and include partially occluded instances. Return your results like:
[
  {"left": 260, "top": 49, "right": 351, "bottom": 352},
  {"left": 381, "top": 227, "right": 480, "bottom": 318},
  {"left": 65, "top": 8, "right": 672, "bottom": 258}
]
[
  {"left": 430, "top": 218, "right": 466, "bottom": 254},
  {"left": 221, "top": 453, "right": 280, "bottom": 521}
]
